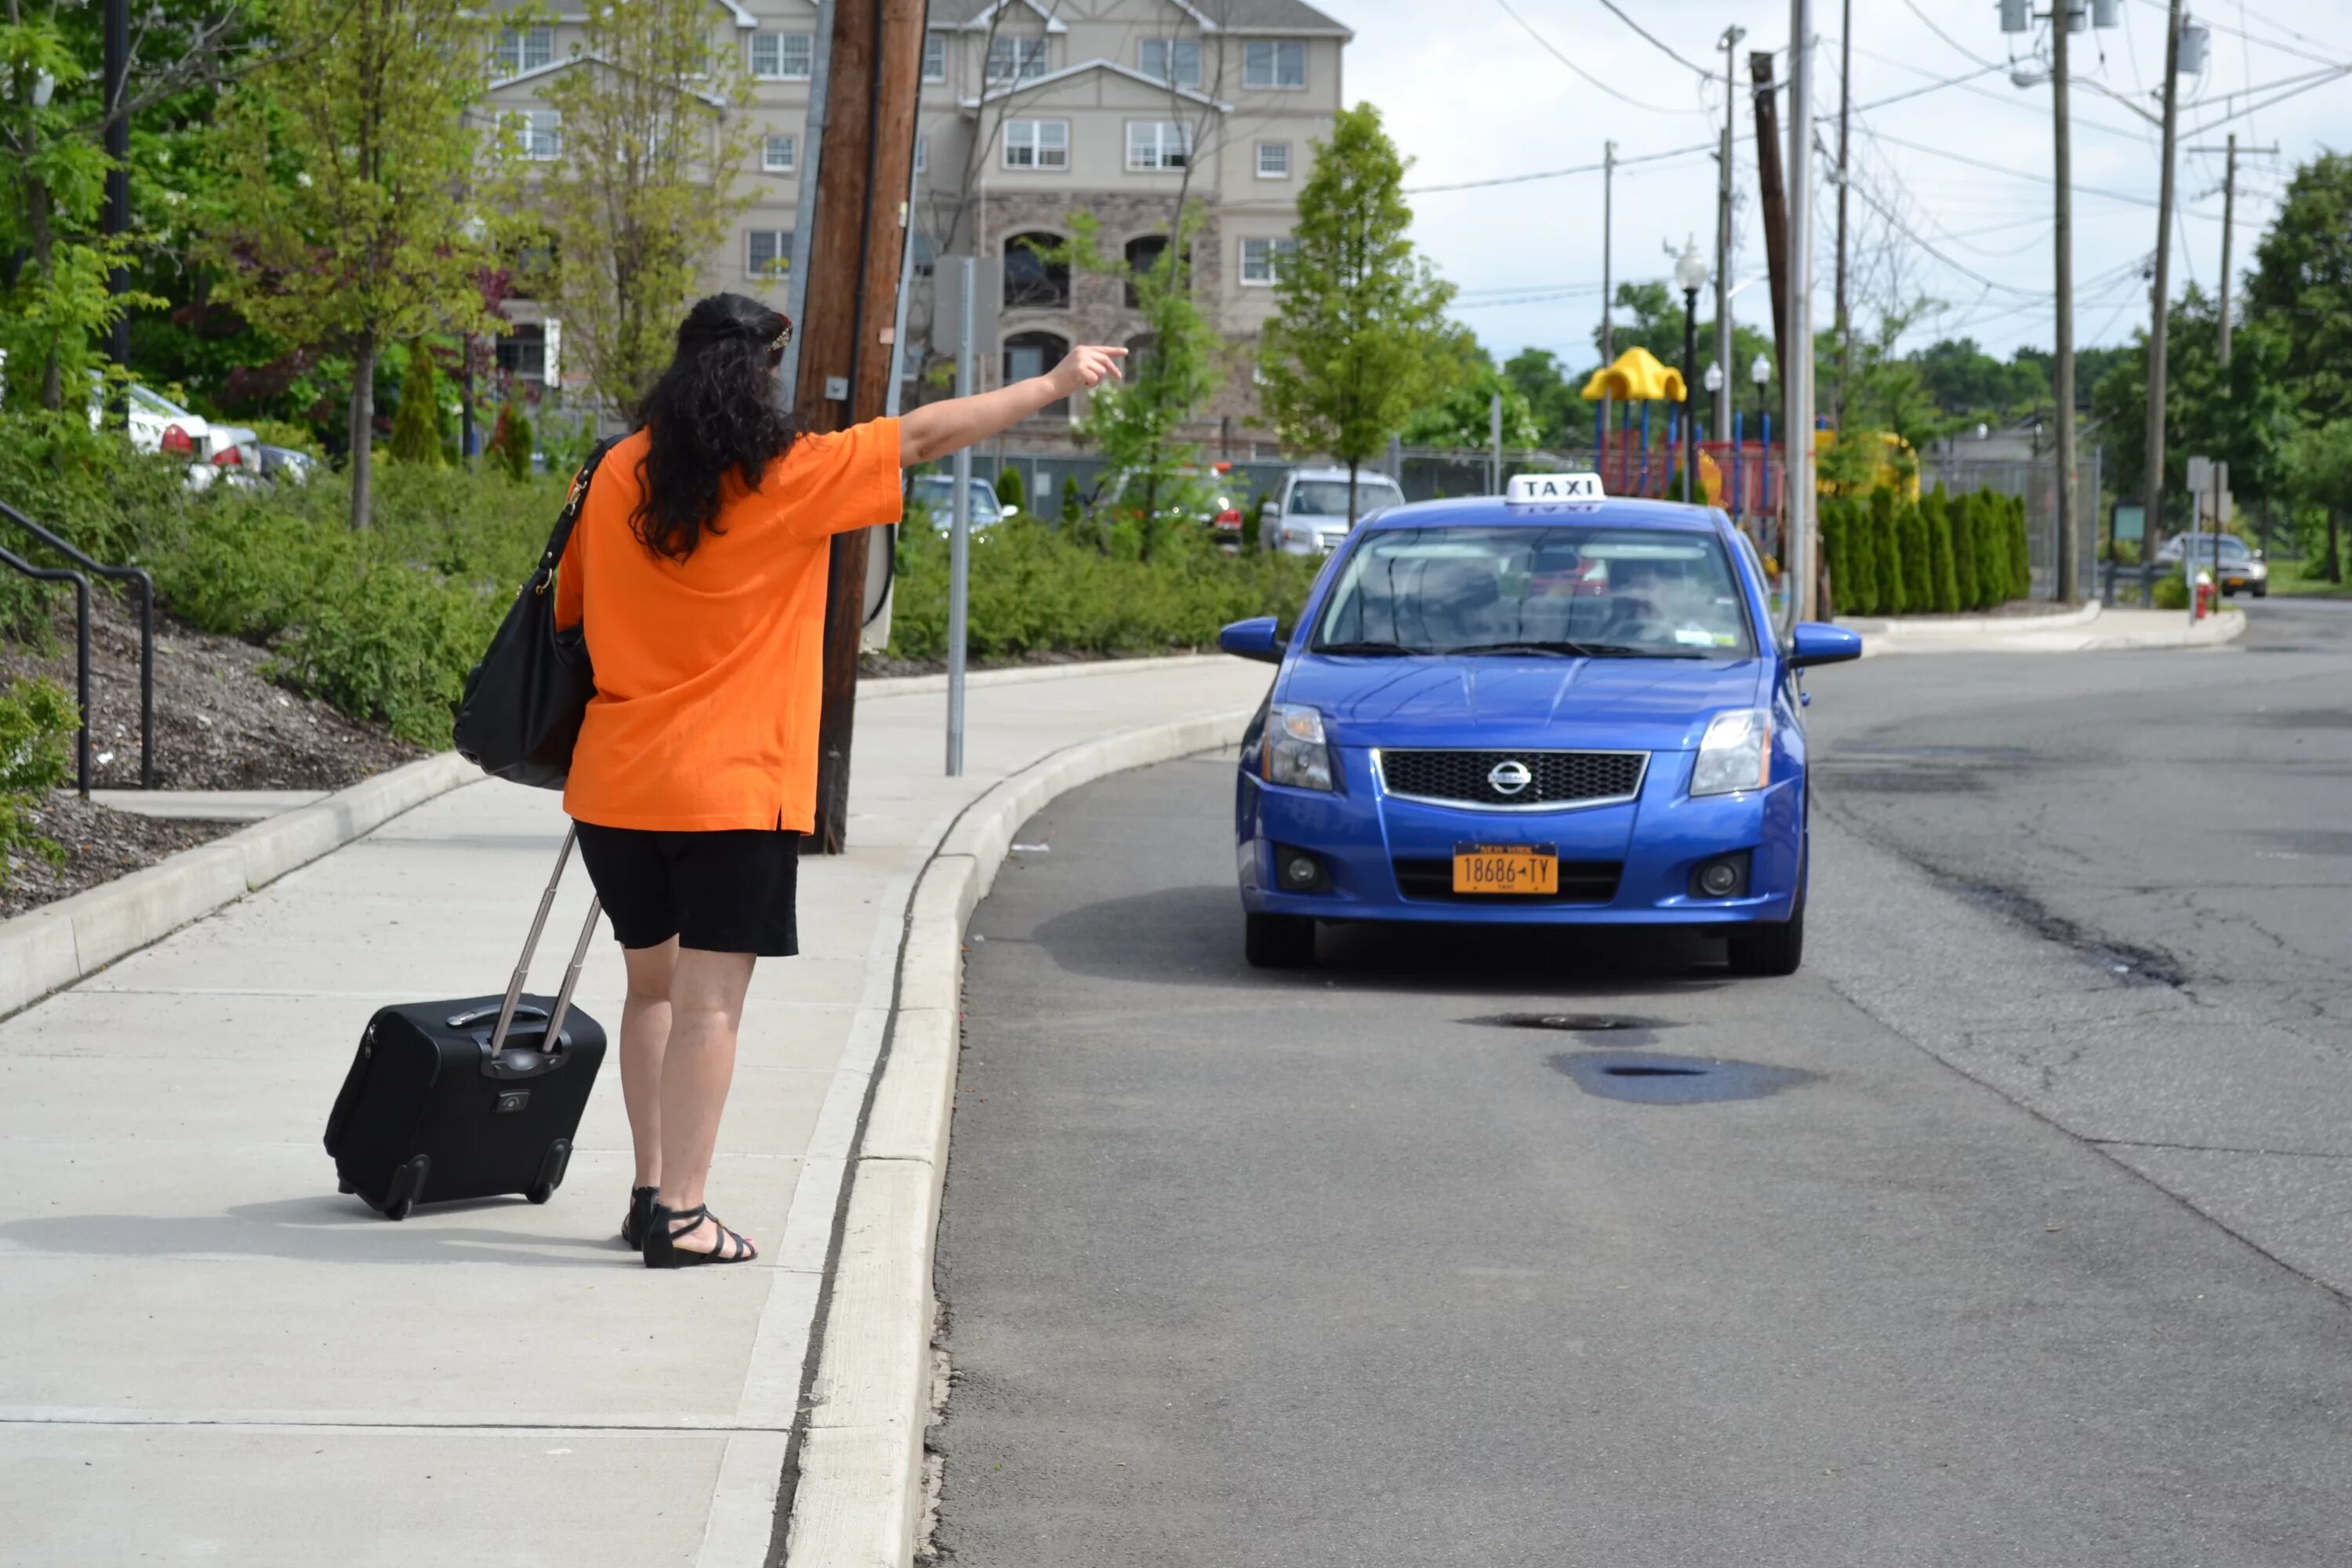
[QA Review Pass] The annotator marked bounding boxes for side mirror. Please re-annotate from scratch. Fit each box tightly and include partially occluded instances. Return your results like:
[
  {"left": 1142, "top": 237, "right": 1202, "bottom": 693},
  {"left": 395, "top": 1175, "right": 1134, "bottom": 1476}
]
[
  {"left": 1789, "top": 622, "right": 1864, "bottom": 669},
  {"left": 2254, "top": 547, "right": 2265, "bottom": 560},
  {"left": 999, "top": 503, "right": 1020, "bottom": 520},
  {"left": 1218, "top": 615, "right": 1287, "bottom": 664}
]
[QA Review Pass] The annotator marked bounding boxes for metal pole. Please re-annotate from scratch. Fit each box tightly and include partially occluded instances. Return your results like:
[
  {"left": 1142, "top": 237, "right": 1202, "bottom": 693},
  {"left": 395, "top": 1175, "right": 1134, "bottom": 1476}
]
[
  {"left": 1780, "top": 0, "right": 1815, "bottom": 629},
  {"left": 1833, "top": 0, "right": 1852, "bottom": 426},
  {"left": 1599, "top": 140, "right": 1616, "bottom": 449},
  {"left": 1489, "top": 390, "right": 1502, "bottom": 493},
  {"left": 946, "top": 257, "right": 975, "bottom": 777},
  {"left": 2217, "top": 133, "right": 2237, "bottom": 370},
  {"left": 1682, "top": 287, "right": 1698, "bottom": 503},
  {"left": 2142, "top": 0, "right": 2182, "bottom": 588},
  {"left": 1715, "top": 30, "right": 1742, "bottom": 444},
  {"left": 2053, "top": 1, "right": 2079, "bottom": 604}
]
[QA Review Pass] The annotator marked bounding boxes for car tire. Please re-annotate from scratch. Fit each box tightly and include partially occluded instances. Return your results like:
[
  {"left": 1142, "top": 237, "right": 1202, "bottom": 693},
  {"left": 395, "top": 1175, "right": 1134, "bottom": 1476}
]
[
  {"left": 1244, "top": 910, "right": 1316, "bottom": 969},
  {"left": 2253, "top": 586, "right": 2268, "bottom": 598},
  {"left": 1726, "top": 856, "right": 1806, "bottom": 977}
]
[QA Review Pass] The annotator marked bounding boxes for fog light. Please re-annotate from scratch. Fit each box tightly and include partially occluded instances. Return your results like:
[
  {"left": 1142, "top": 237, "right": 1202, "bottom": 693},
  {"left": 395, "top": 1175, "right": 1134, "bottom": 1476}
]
[
  {"left": 1690, "top": 854, "right": 1748, "bottom": 900},
  {"left": 1277, "top": 848, "right": 1327, "bottom": 893}
]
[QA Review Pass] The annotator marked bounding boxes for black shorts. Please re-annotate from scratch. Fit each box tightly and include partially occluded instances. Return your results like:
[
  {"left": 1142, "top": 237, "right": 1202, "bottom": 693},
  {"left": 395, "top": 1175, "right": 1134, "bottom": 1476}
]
[{"left": 574, "top": 822, "right": 801, "bottom": 956}]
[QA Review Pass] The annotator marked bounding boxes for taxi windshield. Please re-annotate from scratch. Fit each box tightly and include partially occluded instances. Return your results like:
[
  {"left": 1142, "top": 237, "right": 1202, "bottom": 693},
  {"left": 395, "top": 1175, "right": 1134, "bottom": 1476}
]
[{"left": 1312, "top": 524, "right": 1755, "bottom": 659}]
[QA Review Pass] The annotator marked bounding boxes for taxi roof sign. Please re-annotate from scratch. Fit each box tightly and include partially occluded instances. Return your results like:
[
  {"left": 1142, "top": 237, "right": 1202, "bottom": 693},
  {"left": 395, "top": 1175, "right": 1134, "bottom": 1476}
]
[{"left": 1505, "top": 472, "right": 1604, "bottom": 505}]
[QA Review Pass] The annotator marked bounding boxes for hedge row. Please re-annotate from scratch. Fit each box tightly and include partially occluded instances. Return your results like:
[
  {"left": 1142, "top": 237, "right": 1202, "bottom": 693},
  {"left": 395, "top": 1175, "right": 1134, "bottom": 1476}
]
[{"left": 1820, "top": 484, "right": 2029, "bottom": 617}]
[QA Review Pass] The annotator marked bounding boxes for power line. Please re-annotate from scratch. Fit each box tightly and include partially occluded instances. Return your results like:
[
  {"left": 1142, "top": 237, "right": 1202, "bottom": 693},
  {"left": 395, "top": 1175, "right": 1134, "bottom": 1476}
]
[
  {"left": 1587, "top": 0, "right": 1717, "bottom": 80},
  {"left": 1490, "top": 0, "right": 1687, "bottom": 114},
  {"left": 2176, "top": 61, "right": 2352, "bottom": 139},
  {"left": 1899, "top": 0, "right": 2002, "bottom": 71}
]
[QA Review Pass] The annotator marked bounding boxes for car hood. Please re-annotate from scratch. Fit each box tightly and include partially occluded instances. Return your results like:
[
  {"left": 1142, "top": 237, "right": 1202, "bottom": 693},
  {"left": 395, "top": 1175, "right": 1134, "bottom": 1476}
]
[{"left": 1280, "top": 653, "right": 1769, "bottom": 750}]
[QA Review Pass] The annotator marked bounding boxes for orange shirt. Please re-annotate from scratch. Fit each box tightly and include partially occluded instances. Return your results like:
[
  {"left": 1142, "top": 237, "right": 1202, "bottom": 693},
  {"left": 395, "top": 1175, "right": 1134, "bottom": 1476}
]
[{"left": 553, "top": 419, "right": 903, "bottom": 833}]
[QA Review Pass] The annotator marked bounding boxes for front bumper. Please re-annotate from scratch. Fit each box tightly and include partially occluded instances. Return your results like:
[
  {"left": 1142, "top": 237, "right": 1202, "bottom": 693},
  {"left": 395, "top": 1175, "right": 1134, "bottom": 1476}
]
[{"left": 1236, "top": 746, "right": 1803, "bottom": 926}]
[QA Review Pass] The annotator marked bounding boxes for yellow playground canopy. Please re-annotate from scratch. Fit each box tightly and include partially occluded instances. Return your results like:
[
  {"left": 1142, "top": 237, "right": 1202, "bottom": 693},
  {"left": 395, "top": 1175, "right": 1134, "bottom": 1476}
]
[{"left": 1580, "top": 346, "right": 1686, "bottom": 405}]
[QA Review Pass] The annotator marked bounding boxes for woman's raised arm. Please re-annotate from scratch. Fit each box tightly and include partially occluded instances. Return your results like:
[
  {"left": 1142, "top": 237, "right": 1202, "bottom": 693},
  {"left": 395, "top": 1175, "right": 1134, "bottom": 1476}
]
[{"left": 898, "top": 345, "right": 1126, "bottom": 466}]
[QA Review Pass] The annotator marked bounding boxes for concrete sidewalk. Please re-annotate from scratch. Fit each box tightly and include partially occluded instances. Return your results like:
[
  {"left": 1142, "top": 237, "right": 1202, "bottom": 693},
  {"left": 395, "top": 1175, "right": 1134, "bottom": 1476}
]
[
  {"left": 1845, "top": 601, "right": 2247, "bottom": 655},
  {"left": 0, "top": 656, "right": 1265, "bottom": 1567}
]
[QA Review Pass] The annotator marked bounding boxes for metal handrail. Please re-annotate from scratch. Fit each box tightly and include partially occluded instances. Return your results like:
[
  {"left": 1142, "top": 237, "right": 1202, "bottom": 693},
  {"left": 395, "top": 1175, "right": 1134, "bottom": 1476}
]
[
  {"left": 0, "top": 545, "right": 92, "bottom": 797},
  {"left": 0, "top": 499, "right": 154, "bottom": 787}
]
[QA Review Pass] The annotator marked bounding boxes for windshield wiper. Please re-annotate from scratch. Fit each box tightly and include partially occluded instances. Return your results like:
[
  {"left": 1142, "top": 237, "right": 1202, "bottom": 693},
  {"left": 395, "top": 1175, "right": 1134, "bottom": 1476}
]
[
  {"left": 1312, "top": 639, "right": 1422, "bottom": 656},
  {"left": 1447, "top": 640, "right": 1715, "bottom": 659}
]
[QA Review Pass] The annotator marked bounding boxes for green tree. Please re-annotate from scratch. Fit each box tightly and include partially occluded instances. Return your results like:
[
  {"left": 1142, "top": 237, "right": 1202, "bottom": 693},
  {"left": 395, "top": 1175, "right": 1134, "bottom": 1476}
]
[
  {"left": 2279, "top": 419, "right": 2352, "bottom": 583},
  {"left": 1502, "top": 347, "right": 1578, "bottom": 449},
  {"left": 211, "top": 0, "right": 504, "bottom": 528},
  {"left": 2091, "top": 287, "right": 2295, "bottom": 526},
  {"left": 1950, "top": 481, "right": 1980, "bottom": 609},
  {"left": 1259, "top": 103, "right": 1457, "bottom": 521},
  {"left": 387, "top": 343, "right": 445, "bottom": 465},
  {"left": 1922, "top": 485, "right": 1960, "bottom": 612},
  {"left": 2247, "top": 153, "right": 2352, "bottom": 426},
  {"left": 1895, "top": 495, "right": 1932, "bottom": 610},
  {"left": 1589, "top": 280, "right": 1780, "bottom": 436},
  {"left": 1403, "top": 332, "right": 1540, "bottom": 449},
  {"left": 1868, "top": 487, "right": 1904, "bottom": 615},
  {"left": 1914, "top": 338, "right": 2047, "bottom": 426},
  {"left": 530, "top": 0, "right": 757, "bottom": 415},
  {"left": 1059, "top": 205, "right": 1222, "bottom": 560}
]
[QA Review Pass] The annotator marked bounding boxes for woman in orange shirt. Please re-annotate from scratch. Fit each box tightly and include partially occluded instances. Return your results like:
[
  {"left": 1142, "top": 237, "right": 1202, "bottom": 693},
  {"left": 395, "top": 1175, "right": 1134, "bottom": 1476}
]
[{"left": 556, "top": 292, "right": 1123, "bottom": 1267}]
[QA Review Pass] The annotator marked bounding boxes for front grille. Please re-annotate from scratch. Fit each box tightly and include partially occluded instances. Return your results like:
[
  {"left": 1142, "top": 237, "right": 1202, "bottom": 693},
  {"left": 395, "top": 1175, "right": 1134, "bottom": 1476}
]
[
  {"left": 1392, "top": 859, "right": 1623, "bottom": 905},
  {"left": 1378, "top": 750, "right": 1647, "bottom": 809}
]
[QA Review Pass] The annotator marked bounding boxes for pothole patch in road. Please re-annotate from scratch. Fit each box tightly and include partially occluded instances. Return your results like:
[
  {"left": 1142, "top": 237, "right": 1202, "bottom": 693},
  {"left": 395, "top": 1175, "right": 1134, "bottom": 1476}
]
[
  {"left": 1953, "top": 880, "right": 2189, "bottom": 987},
  {"left": 1467, "top": 1012, "right": 1667, "bottom": 1034},
  {"left": 1548, "top": 1051, "right": 1817, "bottom": 1104}
]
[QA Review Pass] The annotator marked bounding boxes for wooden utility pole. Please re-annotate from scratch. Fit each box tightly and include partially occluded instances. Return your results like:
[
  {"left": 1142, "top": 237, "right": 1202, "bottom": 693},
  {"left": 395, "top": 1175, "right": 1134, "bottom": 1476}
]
[
  {"left": 2141, "top": 0, "right": 2183, "bottom": 578},
  {"left": 2053, "top": 0, "right": 2078, "bottom": 603},
  {"left": 1751, "top": 51, "right": 1789, "bottom": 379},
  {"left": 1715, "top": 27, "right": 1744, "bottom": 444},
  {"left": 1599, "top": 140, "right": 1615, "bottom": 448},
  {"left": 2191, "top": 133, "right": 2278, "bottom": 369},
  {"left": 798, "top": 0, "right": 926, "bottom": 852},
  {"left": 1832, "top": 0, "right": 1853, "bottom": 426}
]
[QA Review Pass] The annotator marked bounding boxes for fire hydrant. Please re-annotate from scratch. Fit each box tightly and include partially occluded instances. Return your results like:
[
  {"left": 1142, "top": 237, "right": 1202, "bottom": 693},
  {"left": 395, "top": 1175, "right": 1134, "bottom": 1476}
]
[{"left": 2193, "top": 569, "right": 2216, "bottom": 619}]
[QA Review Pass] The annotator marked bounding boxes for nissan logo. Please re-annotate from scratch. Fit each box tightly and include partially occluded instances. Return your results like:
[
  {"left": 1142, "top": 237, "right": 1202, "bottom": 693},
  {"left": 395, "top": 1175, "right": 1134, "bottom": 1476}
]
[{"left": 1487, "top": 760, "right": 1533, "bottom": 797}]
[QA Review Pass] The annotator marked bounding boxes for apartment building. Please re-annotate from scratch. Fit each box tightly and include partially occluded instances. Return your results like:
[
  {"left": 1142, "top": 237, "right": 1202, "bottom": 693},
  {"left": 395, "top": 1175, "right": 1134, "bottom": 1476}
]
[{"left": 478, "top": 0, "right": 1350, "bottom": 445}]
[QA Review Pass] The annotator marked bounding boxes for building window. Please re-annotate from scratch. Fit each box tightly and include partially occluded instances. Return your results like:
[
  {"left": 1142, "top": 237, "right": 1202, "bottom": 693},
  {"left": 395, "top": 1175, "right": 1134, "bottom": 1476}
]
[
  {"left": 506, "top": 109, "right": 561, "bottom": 161},
  {"left": 914, "top": 133, "right": 927, "bottom": 174},
  {"left": 985, "top": 36, "right": 1048, "bottom": 83},
  {"left": 750, "top": 32, "right": 814, "bottom": 80},
  {"left": 1126, "top": 120, "right": 1191, "bottom": 172},
  {"left": 1256, "top": 140, "right": 1290, "bottom": 178},
  {"left": 1003, "top": 118, "right": 1068, "bottom": 171},
  {"left": 1123, "top": 234, "right": 1169, "bottom": 308},
  {"left": 746, "top": 229, "right": 793, "bottom": 279},
  {"left": 495, "top": 25, "right": 554, "bottom": 75},
  {"left": 911, "top": 234, "right": 936, "bottom": 278},
  {"left": 1004, "top": 330, "right": 1072, "bottom": 416},
  {"left": 763, "top": 135, "right": 797, "bottom": 172},
  {"left": 1240, "top": 236, "right": 1297, "bottom": 285},
  {"left": 1003, "top": 234, "right": 1069, "bottom": 309},
  {"left": 1244, "top": 39, "right": 1305, "bottom": 88},
  {"left": 495, "top": 322, "right": 547, "bottom": 380},
  {"left": 1139, "top": 37, "right": 1200, "bottom": 87},
  {"left": 922, "top": 31, "right": 946, "bottom": 83}
]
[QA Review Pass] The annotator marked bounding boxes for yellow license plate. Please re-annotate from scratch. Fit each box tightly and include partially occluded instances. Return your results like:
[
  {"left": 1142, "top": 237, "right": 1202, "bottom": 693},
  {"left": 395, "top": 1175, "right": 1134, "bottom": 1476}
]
[{"left": 1453, "top": 844, "right": 1559, "bottom": 895}]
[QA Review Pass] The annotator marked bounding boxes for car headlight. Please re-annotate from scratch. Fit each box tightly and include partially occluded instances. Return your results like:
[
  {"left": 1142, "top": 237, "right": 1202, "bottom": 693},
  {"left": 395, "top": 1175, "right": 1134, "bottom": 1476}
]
[
  {"left": 1691, "top": 708, "right": 1770, "bottom": 797},
  {"left": 1263, "top": 702, "right": 1335, "bottom": 791}
]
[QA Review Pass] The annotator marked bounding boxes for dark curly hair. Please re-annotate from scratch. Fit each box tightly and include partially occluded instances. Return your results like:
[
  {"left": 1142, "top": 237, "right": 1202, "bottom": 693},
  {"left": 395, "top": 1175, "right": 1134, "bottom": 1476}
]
[{"left": 630, "top": 292, "right": 800, "bottom": 563}]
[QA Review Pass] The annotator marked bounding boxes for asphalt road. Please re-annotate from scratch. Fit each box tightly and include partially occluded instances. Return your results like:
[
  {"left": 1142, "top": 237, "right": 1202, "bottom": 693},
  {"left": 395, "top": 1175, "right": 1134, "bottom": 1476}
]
[{"left": 930, "top": 600, "right": 2352, "bottom": 1567}]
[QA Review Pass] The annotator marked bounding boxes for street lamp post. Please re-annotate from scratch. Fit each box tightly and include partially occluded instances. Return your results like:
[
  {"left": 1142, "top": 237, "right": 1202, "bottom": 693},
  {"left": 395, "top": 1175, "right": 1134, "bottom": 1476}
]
[
  {"left": 1751, "top": 351, "right": 1772, "bottom": 426},
  {"left": 1675, "top": 238, "right": 1708, "bottom": 505}
]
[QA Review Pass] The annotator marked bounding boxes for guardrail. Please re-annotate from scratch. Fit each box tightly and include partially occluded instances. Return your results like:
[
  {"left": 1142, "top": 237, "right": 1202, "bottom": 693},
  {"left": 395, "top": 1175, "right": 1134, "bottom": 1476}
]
[
  {"left": 0, "top": 545, "right": 92, "bottom": 797},
  {"left": 0, "top": 499, "right": 154, "bottom": 787}
]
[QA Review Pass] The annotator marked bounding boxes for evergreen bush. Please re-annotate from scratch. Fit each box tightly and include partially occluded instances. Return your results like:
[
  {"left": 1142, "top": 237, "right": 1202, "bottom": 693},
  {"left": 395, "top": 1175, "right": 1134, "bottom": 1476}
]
[
  {"left": 1950, "top": 483, "right": 1980, "bottom": 609},
  {"left": 1924, "top": 485, "right": 1961, "bottom": 612},
  {"left": 387, "top": 344, "right": 445, "bottom": 466},
  {"left": 994, "top": 465, "right": 1026, "bottom": 513},
  {"left": 1897, "top": 498, "right": 1933, "bottom": 611},
  {"left": 1869, "top": 487, "right": 1904, "bottom": 615},
  {"left": 485, "top": 400, "right": 535, "bottom": 482}
]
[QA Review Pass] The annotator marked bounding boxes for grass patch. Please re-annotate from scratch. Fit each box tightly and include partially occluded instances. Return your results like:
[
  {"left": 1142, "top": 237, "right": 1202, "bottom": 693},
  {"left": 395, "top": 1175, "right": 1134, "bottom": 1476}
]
[{"left": 2266, "top": 557, "right": 2352, "bottom": 598}]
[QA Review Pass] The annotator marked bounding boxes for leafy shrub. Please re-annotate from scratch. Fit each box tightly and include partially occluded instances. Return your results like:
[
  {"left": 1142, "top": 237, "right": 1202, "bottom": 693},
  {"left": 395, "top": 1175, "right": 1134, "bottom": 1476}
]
[
  {"left": 0, "top": 677, "right": 77, "bottom": 884},
  {"left": 886, "top": 514, "right": 1322, "bottom": 662},
  {"left": 1058, "top": 474, "right": 1084, "bottom": 529},
  {"left": 2152, "top": 570, "right": 2190, "bottom": 610}
]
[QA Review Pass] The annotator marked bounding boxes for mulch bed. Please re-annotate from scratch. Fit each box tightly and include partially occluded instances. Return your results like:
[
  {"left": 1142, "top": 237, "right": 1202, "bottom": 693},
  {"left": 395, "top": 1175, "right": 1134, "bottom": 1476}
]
[{"left": 2, "top": 586, "right": 424, "bottom": 921}]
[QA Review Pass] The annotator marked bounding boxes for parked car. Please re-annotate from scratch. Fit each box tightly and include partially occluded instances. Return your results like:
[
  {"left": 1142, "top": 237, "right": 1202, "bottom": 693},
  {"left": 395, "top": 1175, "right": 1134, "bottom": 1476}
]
[
  {"left": 257, "top": 444, "right": 317, "bottom": 483},
  {"left": 118, "top": 383, "right": 216, "bottom": 462},
  {"left": 908, "top": 473, "right": 1012, "bottom": 534},
  {"left": 1259, "top": 466, "right": 1409, "bottom": 556},
  {"left": 1102, "top": 463, "right": 1250, "bottom": 550},
  {"left": 2154, "top": 532, "right": 2267, "bottom": 596}
]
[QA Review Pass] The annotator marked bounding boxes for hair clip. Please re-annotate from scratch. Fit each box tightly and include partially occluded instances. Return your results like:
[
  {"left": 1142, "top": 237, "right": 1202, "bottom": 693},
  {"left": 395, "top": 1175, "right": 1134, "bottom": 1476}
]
[{"left": 771, "top": 320, "right": 793, "bottom": 350}]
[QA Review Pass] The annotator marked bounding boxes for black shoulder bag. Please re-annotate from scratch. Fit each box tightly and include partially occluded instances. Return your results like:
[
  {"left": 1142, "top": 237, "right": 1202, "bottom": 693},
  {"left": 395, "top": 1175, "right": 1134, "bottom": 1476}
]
[{"left": 452, "top": 438, "right": 622, "bottom": 789}]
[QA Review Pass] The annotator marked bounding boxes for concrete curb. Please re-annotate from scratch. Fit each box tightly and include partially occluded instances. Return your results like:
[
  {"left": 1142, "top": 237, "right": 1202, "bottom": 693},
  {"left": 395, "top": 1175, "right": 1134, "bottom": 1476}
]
[
  {"left": 781, "top": 706, "right": 1250, "bottom": 1567},
  {"left": 0, "top": 751, "right": 477, "bottom": 1021},
  {"left": 2081, "top": 607, "right": 2246, "bottom": 651},
  {"left": 1838, "top": 601, "right": 2106, "bottom": 638},
  {"left": 860, "top": 650, "right": 1215, "bottom": 699}
]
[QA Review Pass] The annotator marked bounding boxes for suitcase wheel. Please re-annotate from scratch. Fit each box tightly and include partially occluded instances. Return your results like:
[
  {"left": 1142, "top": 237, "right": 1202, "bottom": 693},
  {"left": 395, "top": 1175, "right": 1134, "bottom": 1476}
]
[
  {"left": 380, "top": 1155, "right": 430, "bottom": 1221},
  {"left": 337, "top": 1178, "right": 356, "bottom": 1196},
  {"left": 528, "top": 1138, "right": 573, "bottom": 1205}
]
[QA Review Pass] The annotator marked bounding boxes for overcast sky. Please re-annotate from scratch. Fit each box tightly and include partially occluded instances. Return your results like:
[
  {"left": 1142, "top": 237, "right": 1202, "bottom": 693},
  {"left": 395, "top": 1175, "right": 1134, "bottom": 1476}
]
[{"left": 1328, "top": 0, "right": 2351, "bottom": 370}]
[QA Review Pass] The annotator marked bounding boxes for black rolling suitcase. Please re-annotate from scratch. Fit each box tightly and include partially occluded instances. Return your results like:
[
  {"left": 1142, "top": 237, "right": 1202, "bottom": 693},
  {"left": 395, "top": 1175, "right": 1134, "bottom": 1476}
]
[{"left": 325, "top": 827, "right": 608, "bottom": 1220}]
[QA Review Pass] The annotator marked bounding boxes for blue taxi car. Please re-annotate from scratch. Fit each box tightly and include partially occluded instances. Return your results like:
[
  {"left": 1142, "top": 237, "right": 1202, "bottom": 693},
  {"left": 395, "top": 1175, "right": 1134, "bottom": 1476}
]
[{"left": 1217, "top": 474, "right": 1863, "bottom": 975}]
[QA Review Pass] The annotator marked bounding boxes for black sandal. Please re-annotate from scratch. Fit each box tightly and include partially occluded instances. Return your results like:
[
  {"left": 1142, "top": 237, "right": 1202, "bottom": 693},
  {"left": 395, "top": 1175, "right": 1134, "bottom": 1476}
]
[
  {"left": 620, "top": 1186, "right": 657, "bottom": 1249},
  {"left": 643, "top": 1203, "right": 758, "bottom": 1269}
]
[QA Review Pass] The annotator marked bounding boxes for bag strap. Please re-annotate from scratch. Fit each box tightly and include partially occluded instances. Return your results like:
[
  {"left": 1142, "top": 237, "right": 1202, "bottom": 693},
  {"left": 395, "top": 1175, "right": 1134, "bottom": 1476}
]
[{"left": 530, "top": 435, "right": 626, "bottom": 599}]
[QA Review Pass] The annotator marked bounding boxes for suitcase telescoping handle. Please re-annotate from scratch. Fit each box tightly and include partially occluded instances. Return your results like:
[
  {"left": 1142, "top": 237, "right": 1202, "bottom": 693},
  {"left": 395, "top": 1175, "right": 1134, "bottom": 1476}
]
[{"left": 486, "top": 826, "right": 603, "bottom": 1058}]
